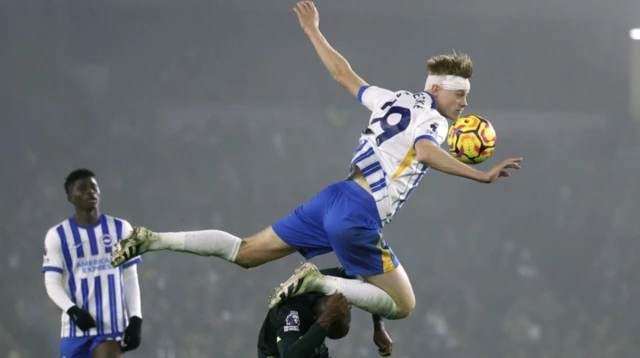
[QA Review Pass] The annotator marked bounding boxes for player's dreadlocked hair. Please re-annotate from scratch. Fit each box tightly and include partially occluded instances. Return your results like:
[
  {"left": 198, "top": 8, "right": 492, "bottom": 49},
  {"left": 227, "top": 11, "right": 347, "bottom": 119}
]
[
  {"left": 427, "top": 52, "right": 473, "bottom": 79},
  {"left": 64, "top": 168, "right": 95, "bottom": 195}
]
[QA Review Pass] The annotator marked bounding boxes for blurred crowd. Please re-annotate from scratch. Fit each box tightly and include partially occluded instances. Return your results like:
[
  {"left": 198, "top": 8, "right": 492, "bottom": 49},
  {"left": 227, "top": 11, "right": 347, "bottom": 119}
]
[
  {"left": 2, "top": 109, "right": 640, "bottom": 357},
  {"left": 3, "top": 2, "right": 640, "bottom": 356}
]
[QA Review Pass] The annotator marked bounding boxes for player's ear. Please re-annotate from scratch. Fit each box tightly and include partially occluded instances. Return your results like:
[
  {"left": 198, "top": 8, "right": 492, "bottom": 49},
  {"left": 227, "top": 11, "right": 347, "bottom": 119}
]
[{"left": 431, "top": 84, "right": 440, "bottom": 97}]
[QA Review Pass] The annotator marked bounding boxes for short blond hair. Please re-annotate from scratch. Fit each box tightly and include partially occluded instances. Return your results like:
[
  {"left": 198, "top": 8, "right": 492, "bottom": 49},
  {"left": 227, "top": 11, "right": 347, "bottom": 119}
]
[{"left": 427, "top": 52, "right": 473, "bottom": 79}]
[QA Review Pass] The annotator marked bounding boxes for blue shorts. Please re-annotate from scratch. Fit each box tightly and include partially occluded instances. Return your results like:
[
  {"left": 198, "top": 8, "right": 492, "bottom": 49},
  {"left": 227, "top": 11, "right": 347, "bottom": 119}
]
[
  {"left": 60, "top": 333, "right": 122, "bottom": 357},
  {"left": 272, "top": 180, "right": 399, "bottom": 276}
]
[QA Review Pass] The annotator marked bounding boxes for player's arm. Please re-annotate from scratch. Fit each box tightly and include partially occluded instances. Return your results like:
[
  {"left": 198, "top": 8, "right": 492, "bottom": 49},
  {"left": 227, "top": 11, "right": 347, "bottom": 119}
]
[
  {"left": 414, "top": 117, "right": 521, "bottom": 183},
  {"left": 372, "top": 314, "right": 393, "bottom": 356},
  {"left": 42, "top": 228, "right": 96, "bottom": 331},
  {"left": 275, "top": 307, "right": 329, "bottom": 358},
  {"left": 416, "top": 139, "right": 522, "bottom": 183},
  {"left": 122, "top": 264, "right": 143, "bottom": 351},
  {"left": 123, "top": 265, "right": 142, "bottom": 320},
  {"left": 415, "top": 139, "right": 488, "bottom": 182},
  {"left": 277, "top": 323, "right": 329, "bottom": 358},
  {"left": 372, "top": 314, "right": 385, "bottom": 331},
  {"left": 294, "top": 1, "right": 367, "bottom": 99},
  {"left": 276, "top": 294, "right": 349, "bottom": 358},
  {"left": 121, "top": 220, "right": 143, "bottom": 317},
  {"left": 121, "top": 221, "right": 143, "bottom": 352},
  {"left": 42, "top": 229, "right": 75, "bottom": 311}
]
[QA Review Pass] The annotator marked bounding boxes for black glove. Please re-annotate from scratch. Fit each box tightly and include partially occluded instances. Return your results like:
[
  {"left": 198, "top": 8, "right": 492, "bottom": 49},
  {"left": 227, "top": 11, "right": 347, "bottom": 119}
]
[
  {"left": 122, "top": 316, "right": 143, "bottom": 352},
  {"left": 66, "top": 305, "right": 97, "bottom": 332}
]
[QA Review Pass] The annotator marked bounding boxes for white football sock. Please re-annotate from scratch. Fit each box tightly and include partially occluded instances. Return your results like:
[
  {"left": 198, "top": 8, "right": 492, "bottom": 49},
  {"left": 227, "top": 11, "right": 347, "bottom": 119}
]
[
  {"left": 315, "top": 276, "right": 398, "bottom": 319},
  {"left": 149, "top": 230, "right": 241, "bottom": 262}
]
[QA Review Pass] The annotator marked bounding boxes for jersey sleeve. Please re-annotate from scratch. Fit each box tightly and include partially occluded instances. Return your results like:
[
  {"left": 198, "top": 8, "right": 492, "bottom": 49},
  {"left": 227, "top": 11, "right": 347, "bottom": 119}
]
[
  {"left": 273, "top": 303, "right": 305, "bottom": 341},
  {"left": 413, "top": 112, "right": 449, "bottom": 148},
  {"left": 120, "top": 220, "right": 142, "bottom": 269},
  {"left": 358, "top": 85, "right": 396, "bottom": 112},
  {"left": 42, "top": 228, "right": 65, "bottom": 274},
  {"left": 123, "top": 264, "right": 142, "bottom": 318},
  {"left": 44, "top": 271, "right": 75, "bottom": 311}
]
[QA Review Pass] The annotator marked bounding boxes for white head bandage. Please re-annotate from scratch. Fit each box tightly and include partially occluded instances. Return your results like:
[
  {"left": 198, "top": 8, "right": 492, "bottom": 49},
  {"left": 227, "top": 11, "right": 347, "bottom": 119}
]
[{"left": 424, "top": 75, "right": 470, "bottom": 92}]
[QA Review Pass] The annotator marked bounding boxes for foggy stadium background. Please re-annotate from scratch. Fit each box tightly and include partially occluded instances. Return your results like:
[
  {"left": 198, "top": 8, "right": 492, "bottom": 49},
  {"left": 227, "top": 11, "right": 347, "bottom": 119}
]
[{"left": 2, "top": 0, "right": 640, "bottom": 357}]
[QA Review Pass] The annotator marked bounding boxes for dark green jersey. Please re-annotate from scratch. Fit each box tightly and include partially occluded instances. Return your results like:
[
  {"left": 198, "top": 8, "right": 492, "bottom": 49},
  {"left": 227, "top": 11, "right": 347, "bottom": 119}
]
[
  {"left": 256, "top": 267, "right": 352, "bottom": 358},
  {"left": 257, "top": 293, "right": 330, "bottom": 358}
]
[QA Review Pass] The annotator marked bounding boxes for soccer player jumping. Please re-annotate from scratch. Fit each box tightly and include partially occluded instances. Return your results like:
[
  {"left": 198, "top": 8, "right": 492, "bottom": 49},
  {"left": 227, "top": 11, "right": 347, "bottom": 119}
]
[{"left": 111, "top": 1, "right": 521, "bottom": 321}]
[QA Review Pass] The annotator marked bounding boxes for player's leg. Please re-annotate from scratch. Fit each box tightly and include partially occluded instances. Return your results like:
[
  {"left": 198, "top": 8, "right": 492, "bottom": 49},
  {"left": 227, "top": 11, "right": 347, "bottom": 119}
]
[
  {"left": 237, "top": 186, "right": 339, "bottom": 267},
  {"left": 269, "top": 180, "right": 415, "bottom": 319},
  {"left": 305, "top": 264, "right": 415, "bottom": 319},
  {"left": 111, "top": 185, "right": 337, "bottom": 269},
  {"left": 360, "top": 264, "right": 416, "bottom": 319},
  {"left": 92, "top": 339, "right": 123, "bottom": 358},
  {"left": 324, "top": 181, "right": 415, "bottom": 319},
  {"left": 235, "top": 227, "right": 299, "bottom": 268},
  {"left": 110, "top": 225, "right": 297, "bottom": 269},
  {"left": 269, "top": 244, "right": 414, "bottom": 320}
]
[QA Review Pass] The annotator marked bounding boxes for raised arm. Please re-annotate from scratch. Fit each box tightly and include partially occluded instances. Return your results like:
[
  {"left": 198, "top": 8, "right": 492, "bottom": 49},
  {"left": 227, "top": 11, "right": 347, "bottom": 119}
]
[
  {"left": 413, "top": 115, "right": 522, "bottom": 183},
  {"left": 415, "top": 139, "right": 522, "bottom": 183},
  {"left": 294, "top": 1, "right": 367, "bottom": 98}
]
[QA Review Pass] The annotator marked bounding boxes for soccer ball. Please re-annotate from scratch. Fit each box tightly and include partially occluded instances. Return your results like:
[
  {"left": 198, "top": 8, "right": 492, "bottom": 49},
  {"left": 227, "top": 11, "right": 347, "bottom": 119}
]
[{"left": 447, "top": 115, "right": 497, "bottom": 164}]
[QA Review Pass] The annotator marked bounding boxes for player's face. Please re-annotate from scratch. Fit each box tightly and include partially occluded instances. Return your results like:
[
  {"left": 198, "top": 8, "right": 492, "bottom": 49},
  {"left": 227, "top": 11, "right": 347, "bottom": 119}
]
[
  {"left": 433, "top": 86, "right": 468, "bottom": 120},
  {"left": 68, "top": 177, "right": 101, "bottom": 210}
]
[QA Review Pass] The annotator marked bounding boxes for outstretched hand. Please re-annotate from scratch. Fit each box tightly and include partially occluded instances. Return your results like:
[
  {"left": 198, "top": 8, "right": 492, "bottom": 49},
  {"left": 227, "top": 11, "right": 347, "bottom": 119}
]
[
  {"left": 293, "top": 1, "right": 320, "bottom": 34},
  {"left": 480, "top": 157, "right": 523, "bottom": 183}
]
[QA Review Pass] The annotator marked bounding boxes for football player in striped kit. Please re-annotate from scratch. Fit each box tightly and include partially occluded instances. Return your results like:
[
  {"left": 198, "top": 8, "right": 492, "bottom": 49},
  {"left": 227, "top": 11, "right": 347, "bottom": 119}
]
[
  {"left": 110, "top": 1, "right": 522, "bottom": 324},
  {"left": 43, "top": 169, "right": 142, "bottom": 357}
]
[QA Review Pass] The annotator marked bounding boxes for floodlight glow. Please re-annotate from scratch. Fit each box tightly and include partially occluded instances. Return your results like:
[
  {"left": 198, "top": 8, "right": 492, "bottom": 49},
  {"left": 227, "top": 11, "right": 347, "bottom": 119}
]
[{"left": 631, "top": 29, "right": 640, "bottom": 40}]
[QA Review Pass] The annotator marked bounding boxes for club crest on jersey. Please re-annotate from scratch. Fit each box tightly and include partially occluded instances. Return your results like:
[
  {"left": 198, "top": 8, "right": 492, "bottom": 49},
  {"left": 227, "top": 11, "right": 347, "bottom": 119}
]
[
  {"left": 284, "top": 310, "right": 300, "bottom": 332},
  {"left": 430, "top": 122, "right": 439, "bottom": 132},
  {"left": 100, "top": 234, "right": 114, "bottom": 248}
]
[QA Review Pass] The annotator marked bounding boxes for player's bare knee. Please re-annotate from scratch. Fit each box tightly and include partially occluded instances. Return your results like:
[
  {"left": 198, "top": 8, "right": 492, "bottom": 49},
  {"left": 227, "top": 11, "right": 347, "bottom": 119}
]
[
  {"left": 234, "top": 256, "right": 264, "bottom": 269},
  {"left": 233, "top": 240, "right": 266, "bottom": 269},
  {"left": 233, "top": 252, "right": 260, "bottom": 269},
  {"left": 234, "top": 230, "right": 296, "bottom": 269},
  {"left": 233, "top": 255, "right": 249, "bottom": 269},
  {"left": 393, "top": 299, "right": 416, "bottom": 319},
  {"left": 391, "top": 291, "right": 416, "bottom": 319}
]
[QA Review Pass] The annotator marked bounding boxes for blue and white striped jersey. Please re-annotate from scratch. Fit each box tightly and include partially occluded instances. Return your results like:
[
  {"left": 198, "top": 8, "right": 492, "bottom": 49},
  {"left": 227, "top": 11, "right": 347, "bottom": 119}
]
[
  {"left": 42, "top": 214, "right": 141, "bottom": 338},
  {"left": 351, "top": 86, "right": 449, "bottom": 226}
]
